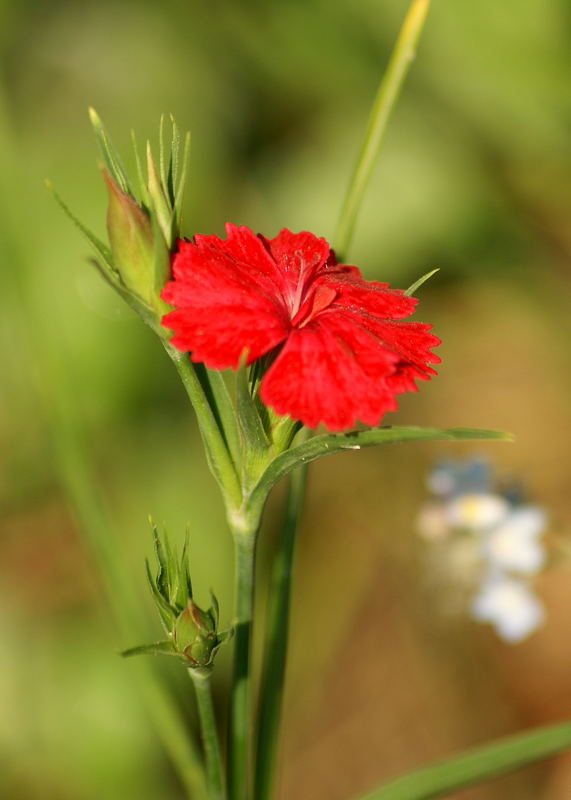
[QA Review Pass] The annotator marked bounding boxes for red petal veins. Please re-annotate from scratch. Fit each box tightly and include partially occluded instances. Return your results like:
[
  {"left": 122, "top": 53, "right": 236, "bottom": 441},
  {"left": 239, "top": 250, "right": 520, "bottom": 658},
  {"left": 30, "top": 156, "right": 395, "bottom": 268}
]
[
  {"left": 329, "top": 278, "right": 417, "bottom": 320},
  {"left": 260, "top": 314, "right": 405, "bottom": 430},
  {"left": 174, "top": 225, "right": 285, "bottom": 296},
  {"left": 338, "top": 309, "right": 441, "bottom": 373},
  {"left": 163, "top": 305, "right": 288, "bottom": 369}
]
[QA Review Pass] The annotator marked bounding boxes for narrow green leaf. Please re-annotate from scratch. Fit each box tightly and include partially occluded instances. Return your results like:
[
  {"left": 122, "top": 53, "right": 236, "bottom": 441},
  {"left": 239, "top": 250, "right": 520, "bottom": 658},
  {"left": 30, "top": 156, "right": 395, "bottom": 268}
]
[
  {"left": 88, "top": 258, "right": 163, "bottom": 333},
  {"left": 145, "top": 557, "right": 174, "bottom": 625},
  {"left": 148, "top": 584, "right": 176, "bottom": 631},
  {"left": 217, "top": 628, "right": 234, "bottom": 645},
  {"left": 355, "top": 720, "right": 571, "bottom": 800},
  {"left": 163, "top": 532, "right": 180, "bottom": 608},
  {"left": 174, "top": 130, "right": 191, "bottom": 230},
  {"left": 121, "top": 640, "right": 177, "bottom": 658},
  {"left": 178, "top": 531, "right": 193, "bottom": 608},
  {"left": 405, "top": 268, "right": 439, "bottom": 296},
  {"left": 149, "top": 201, "right": 171, "bottom": 296},
  {"left": 131, "top": 129, "right": 149, "bottom": 206},
  {"left": 209, "top": 591, "right": 219, "bottom": 628},
  {"left": 147, "top": 141, "right": 174, "bottom": 247},
  {"left": 236, "top": 366, "right": 270, "bottom": 451},
  {"left": 334, "top": 0, "right": 432, "bottom": 258},
  {"left": 168, "top": 114, "right": 181, "bottom": 206},
  {"left": 159, "top": 114, "right": 168, "bottom": 194},
  {"left": 151, "top": 521, "right": 168, "bottom": 599},
  {"left": 249, "top": 426, "right": 511, "bottom": 507},
  {"left": 201, "top": 369, "right": 242, "bottom": 469},
  {"left": 88, "top": 108, "right": 132, "bottom": 195},
  {"left": 46, "top": 181, "right": 115, "bottom": 269},
  {"left": 88, "top": 257, "right": 122, "bottom": 292}
]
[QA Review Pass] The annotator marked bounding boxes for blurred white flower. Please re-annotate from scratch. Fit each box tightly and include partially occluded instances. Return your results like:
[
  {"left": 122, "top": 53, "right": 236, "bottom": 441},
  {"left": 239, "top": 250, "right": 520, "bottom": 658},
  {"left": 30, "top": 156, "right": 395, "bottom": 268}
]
[
  {"left": 418, "top": 457, "right": 550, "bottom": 644},
  {"left": 471, "top": 576, "right": 545, "bottom": 642},
  {"left": 484, "top": 507, "right": 546, "bottom": 574},
  {"left": 446, "top": 493, "right": 509, "bottom": 531}
]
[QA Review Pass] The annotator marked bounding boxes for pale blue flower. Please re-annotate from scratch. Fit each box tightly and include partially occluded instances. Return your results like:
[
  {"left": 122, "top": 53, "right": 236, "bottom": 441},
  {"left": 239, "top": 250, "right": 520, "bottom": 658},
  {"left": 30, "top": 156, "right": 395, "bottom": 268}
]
[
  {"left": 426, "top": 457, "right": 491, "bottom": 498},
  {"left": 426, "top": 461, "right": 457, "bottom": 497}
]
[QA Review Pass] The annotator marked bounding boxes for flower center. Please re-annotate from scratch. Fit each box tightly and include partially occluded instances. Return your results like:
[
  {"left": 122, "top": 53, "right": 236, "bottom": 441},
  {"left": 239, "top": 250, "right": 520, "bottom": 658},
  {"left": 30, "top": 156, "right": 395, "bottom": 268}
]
[
  {"left": 288, "top": 254, "right": 315, "bottom": 320},
  {"left": 290, "top": 284, "right": 337, "bottom": 328}
]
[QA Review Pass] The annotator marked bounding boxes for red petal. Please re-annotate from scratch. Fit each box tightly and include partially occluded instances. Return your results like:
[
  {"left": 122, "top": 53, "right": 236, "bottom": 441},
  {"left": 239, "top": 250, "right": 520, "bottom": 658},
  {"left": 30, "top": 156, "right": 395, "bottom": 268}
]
[
  {"left": 339, "top": 310, "right": 441, "bottom": 372},
  {"left": 161, "top": 226, "right": 289, "bottom": 368},
  {"left": 260, "top": 314, "right": 405, "bottom": 430},
  {"left": 317, "top": 267, "right": 418, "bottom": 321}
]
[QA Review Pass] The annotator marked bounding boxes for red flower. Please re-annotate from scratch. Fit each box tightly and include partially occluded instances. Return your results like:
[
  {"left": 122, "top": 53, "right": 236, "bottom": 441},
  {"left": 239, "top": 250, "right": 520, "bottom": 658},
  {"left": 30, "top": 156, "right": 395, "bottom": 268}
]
[{"left": 161, "top": 224, "right": 440, "bottom": 431}]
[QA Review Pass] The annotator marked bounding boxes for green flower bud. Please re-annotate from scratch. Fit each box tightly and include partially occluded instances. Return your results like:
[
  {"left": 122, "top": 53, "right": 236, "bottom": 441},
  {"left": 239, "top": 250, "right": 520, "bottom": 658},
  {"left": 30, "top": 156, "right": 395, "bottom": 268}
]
[
  {"left": 103, "top": 169, "right": 168, "bottom": 310},
  {"left": 173, "top": 600, "right": 218, "bottom": 668}
]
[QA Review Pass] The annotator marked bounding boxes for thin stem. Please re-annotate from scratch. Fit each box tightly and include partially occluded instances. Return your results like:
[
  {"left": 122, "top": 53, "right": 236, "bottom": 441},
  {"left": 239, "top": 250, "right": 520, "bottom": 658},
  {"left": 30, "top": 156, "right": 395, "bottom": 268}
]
[
  {"left": 334, "top": 0, "right": 432, "bottom": 259},
  {"left": 189, "top": 669, "right": 226, "bottom": 800},
  {"left": 254, "top": 464, "right": 307, "bottom": 800},
  {"left": 228, "top": 532, "right": 258, "bottom": 800},
  {"left": 165, "top": 343, "right": 243, "bottom": 507}
]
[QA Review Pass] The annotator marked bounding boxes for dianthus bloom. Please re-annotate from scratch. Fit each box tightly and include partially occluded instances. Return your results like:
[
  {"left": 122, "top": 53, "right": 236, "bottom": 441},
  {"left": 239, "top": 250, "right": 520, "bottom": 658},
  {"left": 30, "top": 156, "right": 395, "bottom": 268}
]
[{"left": 161, "top": 224, "right": 440, "bottom": 431}]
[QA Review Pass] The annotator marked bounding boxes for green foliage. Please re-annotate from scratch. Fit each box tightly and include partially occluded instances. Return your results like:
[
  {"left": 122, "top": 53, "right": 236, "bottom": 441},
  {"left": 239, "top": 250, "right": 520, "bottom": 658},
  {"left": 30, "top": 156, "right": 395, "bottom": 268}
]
[
  {"left": 404, "top": 268, "right": 440, "bottom": 296},
  {"left": 249, "top": 426, "right": 512, "bottom": 507},
  {"left": 357, "top": 721, "right": 571, "bottom": 800}
]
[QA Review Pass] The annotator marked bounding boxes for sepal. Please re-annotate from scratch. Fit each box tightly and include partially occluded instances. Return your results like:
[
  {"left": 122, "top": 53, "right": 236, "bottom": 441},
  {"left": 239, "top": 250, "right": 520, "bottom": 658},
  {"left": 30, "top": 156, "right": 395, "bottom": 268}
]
[
  {"left": 121, "top": 640, "right": 178, "bottom": 658},
  {"left": 88, "top": 107, "right": 132, "bottom": 194}
]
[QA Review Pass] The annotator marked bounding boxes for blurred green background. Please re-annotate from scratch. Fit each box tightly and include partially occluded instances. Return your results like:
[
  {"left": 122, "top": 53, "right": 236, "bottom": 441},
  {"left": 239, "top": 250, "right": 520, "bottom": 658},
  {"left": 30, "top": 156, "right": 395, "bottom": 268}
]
[{"left": 2, "top": 0, "right": 571, "bottom": 797}]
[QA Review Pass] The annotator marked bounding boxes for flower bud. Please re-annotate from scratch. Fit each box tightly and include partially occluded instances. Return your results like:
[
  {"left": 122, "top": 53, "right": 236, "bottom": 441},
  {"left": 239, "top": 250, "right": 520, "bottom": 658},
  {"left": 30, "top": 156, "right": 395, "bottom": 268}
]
[
  {"left": 173, "top": 600, "right": 218, "bottom": 668},
  {"left": 103, "top": 169, "right": 168, "bottom": 310}
]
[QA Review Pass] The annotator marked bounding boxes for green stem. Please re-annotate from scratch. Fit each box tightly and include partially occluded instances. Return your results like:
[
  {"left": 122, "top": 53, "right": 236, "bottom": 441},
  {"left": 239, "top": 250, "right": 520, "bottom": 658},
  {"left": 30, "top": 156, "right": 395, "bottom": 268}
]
[
  {"left": 254, "top": 465, "right": 307, "bottom": 800},
  {"left": 165, "top": 343, "right": 242, "bottom": 507},
  {"left": 228, "top": 530, "right": 258, "bottom": 800},
  {"left": 355, "top": 720, "right": 571, "bottom": 800},
  {"left": 189, "top": 669, "right": 226, "bottom": 800},
  {"left": 334, "top": 0, "right": 432, "bottom": 258}
]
